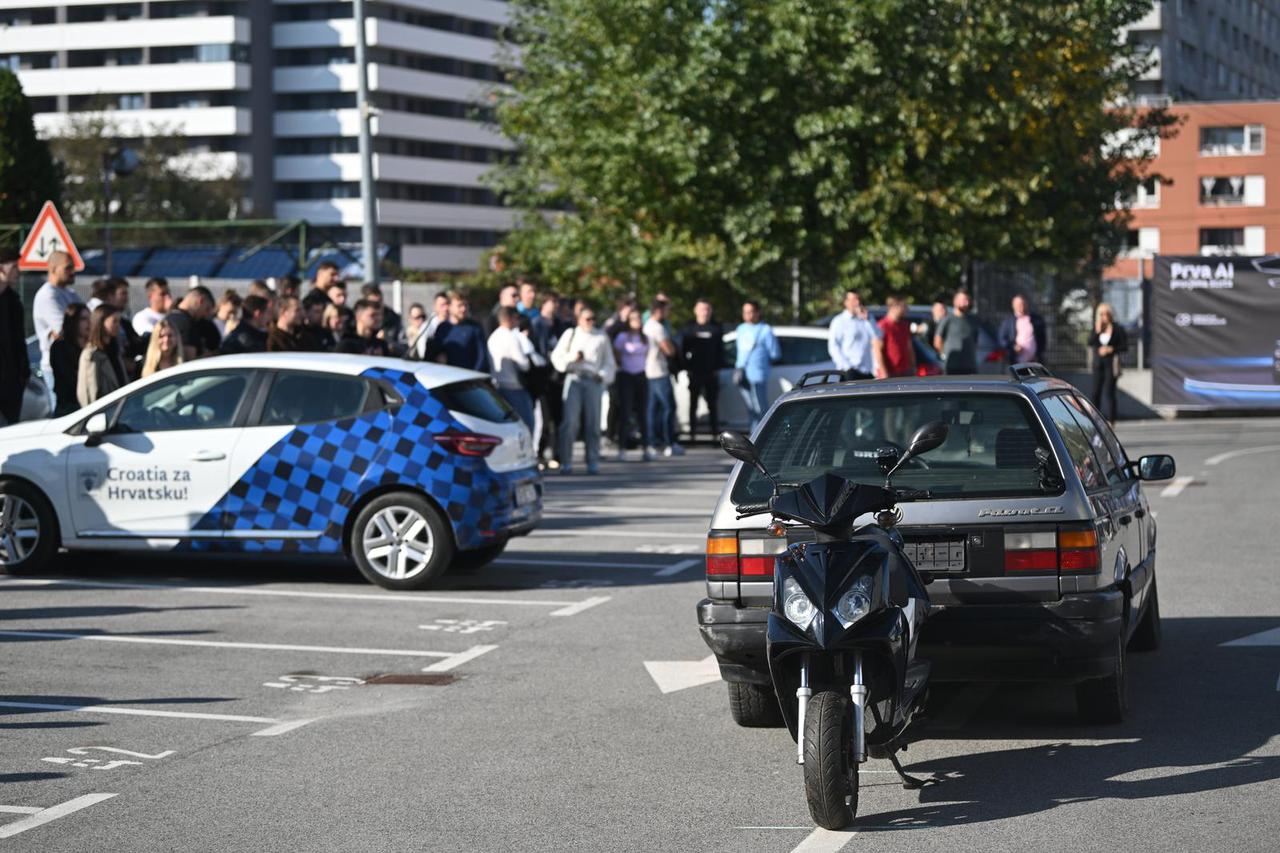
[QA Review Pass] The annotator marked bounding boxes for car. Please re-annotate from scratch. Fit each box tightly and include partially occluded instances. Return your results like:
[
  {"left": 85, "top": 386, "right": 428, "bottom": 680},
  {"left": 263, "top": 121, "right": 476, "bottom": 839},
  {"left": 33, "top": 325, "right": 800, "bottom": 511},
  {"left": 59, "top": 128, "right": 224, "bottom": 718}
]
[
  {"left": 0, "top": 353, "right": 541, "bottom": 590},
  {"left": 676, "top": 326, "right": 943, "bottom": 435},
  {"left": 696, "top": 366, "right": 1175, "bottom": 725}
]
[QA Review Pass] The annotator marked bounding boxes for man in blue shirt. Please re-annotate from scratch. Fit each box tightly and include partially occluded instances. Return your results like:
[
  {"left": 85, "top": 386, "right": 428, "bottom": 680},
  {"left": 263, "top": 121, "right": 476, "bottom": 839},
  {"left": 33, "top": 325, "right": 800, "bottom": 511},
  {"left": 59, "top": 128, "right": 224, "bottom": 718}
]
[
  {"left": 828, "top": 289, "right": 885, "bottom": 380},
  {"left": 429, "top": 291, "right": 491, "bottom": 373},
  {"left": 734, "top": 300, "right": 780, "bottom": 431}
]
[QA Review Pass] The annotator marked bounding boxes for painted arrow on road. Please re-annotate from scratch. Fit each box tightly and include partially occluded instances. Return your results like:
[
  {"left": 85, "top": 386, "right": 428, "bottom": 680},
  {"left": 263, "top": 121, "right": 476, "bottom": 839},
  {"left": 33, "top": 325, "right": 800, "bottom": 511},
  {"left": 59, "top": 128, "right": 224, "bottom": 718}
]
[
  {"left": 644, "top": 655, "right": 721, "bottom": 694},
  {"left": 1220, "top": 627, "right": 1280, "bottom": 692}
]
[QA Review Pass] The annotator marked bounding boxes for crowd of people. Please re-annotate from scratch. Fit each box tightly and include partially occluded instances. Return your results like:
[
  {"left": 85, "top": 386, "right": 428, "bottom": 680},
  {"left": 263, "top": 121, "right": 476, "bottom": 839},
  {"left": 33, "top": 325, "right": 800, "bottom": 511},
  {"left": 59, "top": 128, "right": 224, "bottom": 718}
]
[{"left": 0, "top": 246, "right": 1128, "bottom": 455}]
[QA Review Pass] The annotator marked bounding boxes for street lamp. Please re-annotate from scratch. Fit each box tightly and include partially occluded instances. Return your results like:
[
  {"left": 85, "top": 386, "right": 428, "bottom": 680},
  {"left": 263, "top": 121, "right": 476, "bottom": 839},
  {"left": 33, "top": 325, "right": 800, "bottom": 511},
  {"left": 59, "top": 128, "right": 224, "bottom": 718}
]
[
  {"left": 353, "top": 0, "right": 379, "bottom": 285},
  {"left": 102, "top": 144, "right": 139, "bottom": 278}
]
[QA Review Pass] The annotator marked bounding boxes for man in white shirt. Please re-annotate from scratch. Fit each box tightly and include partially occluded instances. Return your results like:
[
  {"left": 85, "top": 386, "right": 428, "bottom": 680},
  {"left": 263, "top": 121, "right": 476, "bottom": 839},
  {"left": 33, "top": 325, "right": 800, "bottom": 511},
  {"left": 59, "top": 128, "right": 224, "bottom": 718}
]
[
  {"left": 488, "top": 307, "right": 535, "bottom": 429},
  {"left": 132, "top": 277, "right": 171, "bottom": 336},
  {"left": 643, "top": 300, "right": 682, "bottom": 457},
  {"left": 550, "top": 304, "right": 616, "bottom": 475},
  {"left": 828, "top": 289, "right": 885, "bottom": 379},
  {"left": 31, "top": 251, "right": 82, "bottom": 380}
]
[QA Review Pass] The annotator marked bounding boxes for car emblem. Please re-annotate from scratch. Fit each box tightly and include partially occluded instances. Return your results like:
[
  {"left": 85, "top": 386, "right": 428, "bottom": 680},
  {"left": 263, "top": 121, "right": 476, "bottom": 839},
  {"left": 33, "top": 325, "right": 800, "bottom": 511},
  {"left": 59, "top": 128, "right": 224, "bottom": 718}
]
[
  {"left": 976, "top": 506, "right": 1065, "bottom": 517},
  {"left": 78, "top": 467, "right": 104, "bottom": 493}
]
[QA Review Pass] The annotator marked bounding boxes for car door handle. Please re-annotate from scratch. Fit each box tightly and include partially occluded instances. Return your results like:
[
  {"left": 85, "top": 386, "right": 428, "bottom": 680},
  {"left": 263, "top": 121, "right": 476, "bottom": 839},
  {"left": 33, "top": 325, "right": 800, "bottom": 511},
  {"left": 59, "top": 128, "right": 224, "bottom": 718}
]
[
  {"left": 1118, "top": 514, "right": 1132, "bottom": 526},
  {"left": 190, "top": 451, "right": 226, "bottom": 462}
]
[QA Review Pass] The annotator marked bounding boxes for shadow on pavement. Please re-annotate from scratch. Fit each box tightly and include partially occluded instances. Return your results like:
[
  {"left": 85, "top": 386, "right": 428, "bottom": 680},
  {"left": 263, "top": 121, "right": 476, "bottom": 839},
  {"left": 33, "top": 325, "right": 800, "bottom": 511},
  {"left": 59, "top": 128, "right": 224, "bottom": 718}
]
[
  {"left": 0, "top": 605, "right": 242, "bottom": 621},
  {"left": 861, "top": 616, "right": 1280, "bottom": 830}
]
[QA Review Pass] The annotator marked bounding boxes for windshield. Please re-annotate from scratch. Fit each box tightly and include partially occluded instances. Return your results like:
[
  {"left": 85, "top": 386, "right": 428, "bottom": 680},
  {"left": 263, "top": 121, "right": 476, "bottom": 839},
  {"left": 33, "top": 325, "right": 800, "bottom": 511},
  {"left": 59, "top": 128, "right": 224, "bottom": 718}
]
[{"left": 730, "top": 392, "right": 1059, "bottom": 504}]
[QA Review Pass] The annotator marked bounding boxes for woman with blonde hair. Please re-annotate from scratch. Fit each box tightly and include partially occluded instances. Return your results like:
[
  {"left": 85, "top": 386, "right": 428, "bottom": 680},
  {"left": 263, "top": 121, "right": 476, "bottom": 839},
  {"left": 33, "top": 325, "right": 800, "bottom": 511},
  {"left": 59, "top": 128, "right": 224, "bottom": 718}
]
[
  {"left": 1088, "top": 303, "right": 1128, "bottom": 424},
  {"left": 141, "top": 316, "right": 185, "bottom": 377},
  {"left": 77, "top": 305, "right": 129, "bottom": 406}
]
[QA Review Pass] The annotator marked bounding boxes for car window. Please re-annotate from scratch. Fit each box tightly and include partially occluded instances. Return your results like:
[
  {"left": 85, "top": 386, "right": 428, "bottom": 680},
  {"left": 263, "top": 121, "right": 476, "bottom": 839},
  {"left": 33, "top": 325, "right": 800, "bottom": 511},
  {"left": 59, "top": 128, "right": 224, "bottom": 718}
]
[
  {"left": 113, "top": 372, "right": 249, "bottom": 433},
  {"left": 777, "top": 336, "right": 829, "bottom": 366},
  {"left": 432, "top": 379, "right": 518, "bottom": 423},
  {"left": 731, "top": 392, "right": 1057, "bottom": 504},
  {"left": 260, "top": 372, "right": 370, "bottom": 427},
  {"left": 1055, "top": 395, "right": 1122, "bottom": 486},
  {"left": 1040, "top": 395, "right": 1105, "bottom": 490},
  {"left": 1071, "top": 394, "right": 1131, "bottom": 480}
]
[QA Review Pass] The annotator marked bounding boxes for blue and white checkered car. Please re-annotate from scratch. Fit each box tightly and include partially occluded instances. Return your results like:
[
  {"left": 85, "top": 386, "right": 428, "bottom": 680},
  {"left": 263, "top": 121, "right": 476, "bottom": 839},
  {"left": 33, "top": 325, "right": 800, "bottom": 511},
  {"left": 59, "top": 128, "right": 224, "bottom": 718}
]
[{"left": 0, "top": 354, "right": 542, "bottom": 589}]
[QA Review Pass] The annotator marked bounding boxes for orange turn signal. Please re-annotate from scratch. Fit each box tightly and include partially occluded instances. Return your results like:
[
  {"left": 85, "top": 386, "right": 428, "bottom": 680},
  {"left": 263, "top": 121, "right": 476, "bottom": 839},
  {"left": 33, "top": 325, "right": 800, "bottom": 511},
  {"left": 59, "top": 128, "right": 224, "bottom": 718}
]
[{"left": 1058, "top": 530, "right": 1097, "bottom": 549}]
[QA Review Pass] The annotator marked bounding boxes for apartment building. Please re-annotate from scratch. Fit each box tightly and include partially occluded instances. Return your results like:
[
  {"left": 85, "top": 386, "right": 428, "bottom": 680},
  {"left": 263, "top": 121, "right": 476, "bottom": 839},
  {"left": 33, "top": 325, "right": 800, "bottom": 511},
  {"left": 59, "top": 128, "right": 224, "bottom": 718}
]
[
  {"left": 0, "top": 0, "right": 512, "bottom": 273},
  {"left": 1108, "top": 100, "right": 1280, "bottom": 284},
  {"left": 1125, "top": 0, "right": 1280, "bottom": 102}
]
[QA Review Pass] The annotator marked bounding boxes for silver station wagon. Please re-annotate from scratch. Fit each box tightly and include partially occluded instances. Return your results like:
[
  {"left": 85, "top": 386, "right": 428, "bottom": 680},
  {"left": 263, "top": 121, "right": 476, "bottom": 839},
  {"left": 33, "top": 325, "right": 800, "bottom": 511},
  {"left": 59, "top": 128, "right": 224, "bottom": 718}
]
[{"left": 697, "top": 365, "right": 1176, "bottom": 726}]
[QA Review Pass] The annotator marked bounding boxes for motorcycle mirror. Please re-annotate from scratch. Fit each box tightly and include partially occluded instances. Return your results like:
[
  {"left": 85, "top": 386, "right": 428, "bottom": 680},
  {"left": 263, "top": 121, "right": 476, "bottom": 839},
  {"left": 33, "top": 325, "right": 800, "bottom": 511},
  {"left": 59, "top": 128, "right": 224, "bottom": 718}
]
[
  {"left": 718, "top": 430, "right": 771, "bottom": 479},
  {"left": 907, "top": 421, "right": 950, "bottom": 457}
]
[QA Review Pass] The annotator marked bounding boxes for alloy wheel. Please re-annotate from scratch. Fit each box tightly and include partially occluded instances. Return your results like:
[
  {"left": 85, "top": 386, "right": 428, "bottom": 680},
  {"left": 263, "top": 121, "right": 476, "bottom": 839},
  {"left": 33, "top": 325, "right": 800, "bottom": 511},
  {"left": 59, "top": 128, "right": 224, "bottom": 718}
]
[
  {"left": 0, "top": 494, "right": 40, "bottom": 567},
  {"left": 361, "top": 505, "right": 434, "bottom": 580}
]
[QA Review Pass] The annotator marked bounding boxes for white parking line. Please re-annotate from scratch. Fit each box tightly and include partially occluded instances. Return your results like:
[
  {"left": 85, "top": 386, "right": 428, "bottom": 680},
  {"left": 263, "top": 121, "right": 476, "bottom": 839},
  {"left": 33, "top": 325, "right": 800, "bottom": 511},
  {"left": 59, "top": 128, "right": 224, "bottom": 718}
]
[
  {"left": 0, "top": 807, "right": 42, "bottom": 815},
  {"left": 494, "top": 557, "right": 671, "bottom": 570},
  {"left": 421, "top": 644, "right": 498, "bottom": 673},
  {"left": 0, "top": 577, "right": 594, "bottom": 610},
  {"left": 0, "top": 700, "right": 277, "bottom": 727},
  {"left": 1159, "top": 475, "right": 1194, "bottom": 498},
  {"left": 654, "top": 558, "right": 701, "bottom": 577},
  {"left": 1205, "top": 444, "right": 1280, "bottom": 466},
  {"left": 549, "top": 595, "right": 611, "bottom": 617},
  {"left": 250, "top": 719, "right": 316, "bottom": 737},
  {"left": 791, "top": 827, "right": 855, "bottom": 852},
  {"left": 0, "top": 794, "right": 117, "bottom": 839},
  {"left": 0, "top": 629, "right": 457, "bottom": 658},
  {"left": 532, "top": 529, "right": 707, "bottom": 540}
]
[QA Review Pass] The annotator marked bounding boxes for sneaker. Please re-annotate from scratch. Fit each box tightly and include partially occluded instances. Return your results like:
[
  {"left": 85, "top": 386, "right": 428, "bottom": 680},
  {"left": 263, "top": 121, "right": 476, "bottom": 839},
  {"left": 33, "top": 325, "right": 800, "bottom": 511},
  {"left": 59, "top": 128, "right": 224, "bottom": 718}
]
[
  {"left": 615, "top": 450, "right": 626, "bottom": 462},
  {"left": 662, "top": 446, "right": 674, "bottom": 458},
  {"left": 546, "top": 458, "right": 561, "bottom": 471},
  {"left": 559, "top": 465, "right": 574, "bottom": 475},
  {"left": 670, "top": 442, "right": 686, "bottom": 456}
]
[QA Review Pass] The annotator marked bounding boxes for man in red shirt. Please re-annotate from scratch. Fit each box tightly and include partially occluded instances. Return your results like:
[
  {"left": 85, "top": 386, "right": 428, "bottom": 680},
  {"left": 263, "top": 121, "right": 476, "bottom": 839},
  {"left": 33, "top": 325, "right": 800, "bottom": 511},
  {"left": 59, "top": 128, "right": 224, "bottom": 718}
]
[{"left": 877, "top": 295, "right": 918, "bottom": 378}]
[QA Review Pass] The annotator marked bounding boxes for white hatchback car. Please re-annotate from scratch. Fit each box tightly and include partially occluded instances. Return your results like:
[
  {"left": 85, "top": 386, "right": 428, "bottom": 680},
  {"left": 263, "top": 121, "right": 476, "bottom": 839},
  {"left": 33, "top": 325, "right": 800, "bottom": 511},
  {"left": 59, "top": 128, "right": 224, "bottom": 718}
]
[{"left": 0, "top": 353, "right": 541, "bottom": 589}]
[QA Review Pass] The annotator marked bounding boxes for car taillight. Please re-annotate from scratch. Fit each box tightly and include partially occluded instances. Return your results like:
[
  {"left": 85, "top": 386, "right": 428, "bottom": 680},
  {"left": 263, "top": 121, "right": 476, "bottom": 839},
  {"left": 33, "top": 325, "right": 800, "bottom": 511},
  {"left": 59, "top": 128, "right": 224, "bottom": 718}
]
[
  {"left": 1003, "top": 526, "right": 1100, "bottom": 574},
  {"left": 435, "top": 431, "right": 502, "bottom": 457},
  {"left": 706, "top": 532, "right": 738, "bottom": 577},
  {"left": 986, "top": 348, "right": 1008, "bottom": 363}
]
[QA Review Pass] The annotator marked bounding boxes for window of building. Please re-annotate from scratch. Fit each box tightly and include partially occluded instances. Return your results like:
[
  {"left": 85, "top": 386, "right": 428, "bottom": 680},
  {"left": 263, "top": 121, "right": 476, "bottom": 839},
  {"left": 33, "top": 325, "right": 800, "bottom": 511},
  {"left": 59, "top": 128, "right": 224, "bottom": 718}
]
[
  {"left": 1200, "top": 175, "right": 1265, "bottom": 206},
  {"left": 151, "top": 44, "right": 251, "bottom": 64},
  {"left": 1200, "top": 228, "right": 1247, "bottom": 255},
  {"left": 1119, "top": 177, "right": 1160, "bottom": 209},
  {"left": 275, "top": 92, "right": 358, "bottom": 111},
  {"left": 1200, "top": 124, "right": 1265, "bottom": 155},
  {"left": 1120, "top": 227, "right": 1160, "bottom": 257}
]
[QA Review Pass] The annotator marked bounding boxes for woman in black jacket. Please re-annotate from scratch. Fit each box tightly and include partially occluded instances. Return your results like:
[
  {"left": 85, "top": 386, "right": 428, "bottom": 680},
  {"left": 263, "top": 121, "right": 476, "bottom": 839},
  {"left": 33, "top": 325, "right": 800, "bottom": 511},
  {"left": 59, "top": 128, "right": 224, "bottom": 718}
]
[
  {"left": 1088, "top": 303, "right": 1128, "bottom": 424},
  {"left": 50, "top": 304, "right": 90, "bottom": 416}
]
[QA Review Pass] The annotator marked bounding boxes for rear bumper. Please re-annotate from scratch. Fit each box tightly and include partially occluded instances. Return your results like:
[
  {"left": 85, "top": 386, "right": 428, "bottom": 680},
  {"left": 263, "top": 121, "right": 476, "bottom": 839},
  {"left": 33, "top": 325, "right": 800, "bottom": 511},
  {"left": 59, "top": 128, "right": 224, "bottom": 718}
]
[{"left": 697, "top": 588, "right": 1126, "bottom": 686}]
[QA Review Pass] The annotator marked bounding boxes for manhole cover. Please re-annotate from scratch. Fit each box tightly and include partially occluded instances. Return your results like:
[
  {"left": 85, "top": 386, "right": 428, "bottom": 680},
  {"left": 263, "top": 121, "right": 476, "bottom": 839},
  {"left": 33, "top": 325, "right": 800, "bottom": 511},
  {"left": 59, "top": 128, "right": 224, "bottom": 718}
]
[{"left": 363, "top": 674, "right": 457, "bottom": 686}]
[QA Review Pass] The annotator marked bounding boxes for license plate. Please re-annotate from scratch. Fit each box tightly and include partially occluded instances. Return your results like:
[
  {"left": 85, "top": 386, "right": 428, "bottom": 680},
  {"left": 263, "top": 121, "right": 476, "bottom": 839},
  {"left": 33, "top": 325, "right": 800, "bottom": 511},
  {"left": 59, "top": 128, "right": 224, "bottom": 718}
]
[
  {"left": 903, "top": 539, "right": 966, "bottom": 572},
  {"left": 515, "top": 483, "right": 538, "bottom": 506}
]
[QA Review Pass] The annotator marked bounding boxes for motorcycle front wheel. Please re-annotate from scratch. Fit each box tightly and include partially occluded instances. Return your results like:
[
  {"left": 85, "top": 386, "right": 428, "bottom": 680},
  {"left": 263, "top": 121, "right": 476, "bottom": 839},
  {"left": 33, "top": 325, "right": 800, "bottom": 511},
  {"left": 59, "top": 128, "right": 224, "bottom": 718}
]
[{"left": 803, "top": 690, "right": 858, "bottom": 829}]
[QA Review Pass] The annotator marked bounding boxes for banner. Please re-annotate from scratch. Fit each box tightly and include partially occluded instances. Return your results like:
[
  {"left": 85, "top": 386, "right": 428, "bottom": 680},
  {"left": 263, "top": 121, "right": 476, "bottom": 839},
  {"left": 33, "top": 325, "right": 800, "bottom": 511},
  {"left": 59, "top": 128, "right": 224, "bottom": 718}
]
[{"left": 1151, "top": 255, "right": 1280, "bottom": 408}]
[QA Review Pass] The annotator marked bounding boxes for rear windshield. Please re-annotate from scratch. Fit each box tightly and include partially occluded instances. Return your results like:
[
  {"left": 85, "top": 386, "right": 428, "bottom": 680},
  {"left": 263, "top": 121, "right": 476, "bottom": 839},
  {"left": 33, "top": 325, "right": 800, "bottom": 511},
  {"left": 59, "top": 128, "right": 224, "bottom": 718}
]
[
  {"left": 731, "top": 392, "right": 1059, "bottom": 504},
  {"left": 432, "top": 379, "right": 518, "bottom": 424}
]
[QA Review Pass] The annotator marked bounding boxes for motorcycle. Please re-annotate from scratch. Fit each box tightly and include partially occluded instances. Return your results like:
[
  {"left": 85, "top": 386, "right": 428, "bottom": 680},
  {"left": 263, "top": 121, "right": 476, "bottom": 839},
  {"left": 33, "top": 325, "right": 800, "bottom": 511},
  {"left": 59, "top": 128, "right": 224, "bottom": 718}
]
[{"left": 718, "top": 421, "right": 949, "bottom": 829}]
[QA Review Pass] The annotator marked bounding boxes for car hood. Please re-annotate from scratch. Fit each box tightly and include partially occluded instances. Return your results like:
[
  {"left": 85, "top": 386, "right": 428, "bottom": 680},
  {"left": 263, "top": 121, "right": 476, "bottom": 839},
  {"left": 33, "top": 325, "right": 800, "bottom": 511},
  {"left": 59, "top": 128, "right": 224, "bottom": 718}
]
[{"left": 0, "top": 419, "right": 57, "bottom": 442}]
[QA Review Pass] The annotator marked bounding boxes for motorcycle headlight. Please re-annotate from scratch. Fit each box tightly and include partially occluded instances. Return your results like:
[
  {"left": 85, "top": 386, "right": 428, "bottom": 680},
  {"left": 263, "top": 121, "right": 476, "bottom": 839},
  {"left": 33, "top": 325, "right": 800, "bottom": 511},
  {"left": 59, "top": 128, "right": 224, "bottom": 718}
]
[
  {"left": 834, "top": 575, "right": 875, "bottom": 628},
  {"left": 782, "top": 577, "right": 818, "bottom": 631}
]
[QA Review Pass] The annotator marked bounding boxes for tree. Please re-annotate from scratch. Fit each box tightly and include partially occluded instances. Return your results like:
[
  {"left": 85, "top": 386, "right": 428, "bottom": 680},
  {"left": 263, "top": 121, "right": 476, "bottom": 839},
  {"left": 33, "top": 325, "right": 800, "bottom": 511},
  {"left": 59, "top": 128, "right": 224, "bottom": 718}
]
[
  {"left": 0, "top": 68, "right": 61, "bottom": 223},
  {"left": 47, "top": 105, "right": 246, "bottom": 226},
  {"left": 489, "top": 0, "right": 1175, "bottom": 314}
]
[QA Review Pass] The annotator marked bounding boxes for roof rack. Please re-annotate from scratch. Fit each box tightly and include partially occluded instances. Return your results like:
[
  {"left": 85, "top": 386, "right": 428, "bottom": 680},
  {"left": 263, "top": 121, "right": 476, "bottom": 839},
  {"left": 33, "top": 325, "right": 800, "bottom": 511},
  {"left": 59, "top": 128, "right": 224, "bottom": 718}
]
[
  {"left": 797, "top": 369, "right": 848, "bottom": 388},
  {"left": 1010, "top": 362, "right": 1054, "bottom": 381}
]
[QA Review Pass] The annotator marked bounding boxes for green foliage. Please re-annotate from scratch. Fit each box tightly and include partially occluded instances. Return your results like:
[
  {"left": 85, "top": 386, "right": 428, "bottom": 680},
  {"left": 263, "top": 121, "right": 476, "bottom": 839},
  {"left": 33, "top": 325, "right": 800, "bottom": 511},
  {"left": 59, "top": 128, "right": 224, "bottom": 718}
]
[
  {"left": 489, "top": 0, "right": 1175, "bottom": 316},
  {"left": 0, "top": 69, "right": 61, "bottom": 223},
  {"left": 47, "top": 105, "right": 247, "bottom": 225}
]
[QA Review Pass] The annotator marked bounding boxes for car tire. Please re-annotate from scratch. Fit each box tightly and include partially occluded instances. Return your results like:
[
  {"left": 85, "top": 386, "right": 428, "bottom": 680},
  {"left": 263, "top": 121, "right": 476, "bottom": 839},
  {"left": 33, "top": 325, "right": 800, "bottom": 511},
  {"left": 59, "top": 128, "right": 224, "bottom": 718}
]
[
  {"left": 1128, "top": 576, "right": 1162, "bottom": 653},
  {"left": 1076, "top": 633, "right": 1128, "bottom": 724},
  {"left": 728, "top": 682, "right": 784, "bottom": 728},
  {"left": 350, "top": 492, "right": 454, "bottom": 590},
  {"left": 0, "top": 480, "right": 58, "bottom": 576},
  {"left": 451, "top": 538, "right": 508, "bottom": 573}
]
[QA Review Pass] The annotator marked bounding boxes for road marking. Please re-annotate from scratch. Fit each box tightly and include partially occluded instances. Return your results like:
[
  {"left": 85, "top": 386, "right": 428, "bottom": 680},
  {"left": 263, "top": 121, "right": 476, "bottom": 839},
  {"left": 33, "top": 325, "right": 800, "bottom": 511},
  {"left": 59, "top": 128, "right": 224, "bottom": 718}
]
[
  {"left": 1159, "top": 475, "right": 1194, "bottom": 498},
  {"left": 421, "top": 644, "right": 499, "bottom": 673},
  {"left": 251, "top": 719, "right": 316, "bottom": 737},
  {"left": 644, "top": 655, "right": 721, "bottom": 694},
  {"left": 791, "top": 827, "right": 855, "bottom": 852},
  {"left": 547, "top": 487, "right": 724, "bottom": 498},
  {"left": 654, "top": 558, "right": 701, "bottom": 577},
  {"left": 0, "top": 794, "right": 117, "bottom": 839},
  {"left": 551, "top": 504, "right": 712, "bottom": 517},
  {"left": 0, "top": 577, "right": 592, "bottom": 610},
  {"left": 0, "top": 629, "right": 456, "bottom": 658},
  {"left": 1205, "top": 444, "right": 1280, "bottom": 466},
  {"left": 532, "top": 529, "right": 706, "bottom": 540},
  {"left": 549, "top": 595, "right": 611, "bottom": 617},
  {"left": 494, "top": 557, "right": 671, "bottom": 570},
  {"left": 0, "top": 807, "right": 43, "bottom": 815}
]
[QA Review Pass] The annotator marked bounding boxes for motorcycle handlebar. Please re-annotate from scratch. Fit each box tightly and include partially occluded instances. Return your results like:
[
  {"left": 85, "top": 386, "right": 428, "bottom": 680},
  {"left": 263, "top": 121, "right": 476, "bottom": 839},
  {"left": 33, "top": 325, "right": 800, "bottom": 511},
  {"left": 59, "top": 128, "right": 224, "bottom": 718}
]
[{"left": 734, "top": 502, "right": 772, "bottom": 518}]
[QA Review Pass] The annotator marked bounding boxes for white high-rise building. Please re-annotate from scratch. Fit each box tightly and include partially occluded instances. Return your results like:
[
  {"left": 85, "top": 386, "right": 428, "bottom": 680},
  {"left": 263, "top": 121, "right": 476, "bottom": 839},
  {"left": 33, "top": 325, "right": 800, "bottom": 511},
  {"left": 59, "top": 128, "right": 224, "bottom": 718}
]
[{"left": 0, "top": 0, "right": 513, "bottom": 273}]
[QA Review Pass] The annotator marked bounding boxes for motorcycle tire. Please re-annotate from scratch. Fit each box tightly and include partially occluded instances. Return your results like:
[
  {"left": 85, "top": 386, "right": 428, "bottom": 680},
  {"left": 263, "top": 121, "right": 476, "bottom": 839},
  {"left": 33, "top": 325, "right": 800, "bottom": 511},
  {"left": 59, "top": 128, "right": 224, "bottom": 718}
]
[
  {"left": 803, "top": 690, "right": 858, "bottom": 830},
  {"left": 727, "top": 682, "right": 784, "bottom": 728}
]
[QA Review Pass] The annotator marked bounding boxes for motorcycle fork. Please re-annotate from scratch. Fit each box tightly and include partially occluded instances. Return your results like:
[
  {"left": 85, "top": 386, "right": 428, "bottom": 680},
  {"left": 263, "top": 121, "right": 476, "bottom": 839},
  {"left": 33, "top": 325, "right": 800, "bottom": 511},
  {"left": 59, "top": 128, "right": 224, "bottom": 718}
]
[
  {"left": 850, "top": 652, "right": 867, "bottom": 764},
  {"left": 795, "top": 654, "right": 811, "bottom": 765}
]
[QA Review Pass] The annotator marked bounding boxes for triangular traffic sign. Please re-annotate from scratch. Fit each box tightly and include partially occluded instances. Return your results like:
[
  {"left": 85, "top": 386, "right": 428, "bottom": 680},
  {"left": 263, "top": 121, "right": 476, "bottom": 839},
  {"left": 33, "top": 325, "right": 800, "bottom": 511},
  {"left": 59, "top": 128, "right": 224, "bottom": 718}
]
[{"left": 18, "top": 201, "right": 84, "bottom": 272}]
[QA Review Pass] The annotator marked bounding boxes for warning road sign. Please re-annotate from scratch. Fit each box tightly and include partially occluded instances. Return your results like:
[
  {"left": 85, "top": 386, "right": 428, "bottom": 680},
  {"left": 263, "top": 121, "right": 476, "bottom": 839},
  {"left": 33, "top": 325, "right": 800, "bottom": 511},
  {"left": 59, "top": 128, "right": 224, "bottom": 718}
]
[{"left": 18, "top": 201, "right": 84, "bottom": 272}]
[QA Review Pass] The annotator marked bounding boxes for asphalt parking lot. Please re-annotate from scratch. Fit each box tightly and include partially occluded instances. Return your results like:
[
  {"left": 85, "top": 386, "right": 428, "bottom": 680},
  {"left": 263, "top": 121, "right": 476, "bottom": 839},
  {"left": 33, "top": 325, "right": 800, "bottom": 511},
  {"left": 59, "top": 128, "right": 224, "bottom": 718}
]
[{"left": 2, "top": 418, "right": 1279, "bottom": 852}]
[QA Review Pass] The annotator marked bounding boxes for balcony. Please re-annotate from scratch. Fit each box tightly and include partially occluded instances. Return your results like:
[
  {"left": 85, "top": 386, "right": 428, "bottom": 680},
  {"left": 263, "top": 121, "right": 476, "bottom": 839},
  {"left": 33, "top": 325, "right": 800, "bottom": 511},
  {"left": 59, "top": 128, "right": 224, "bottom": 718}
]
[
  {"left": 19, "top": 62, "right": 248, "bottom": 97},
  {"left": 0, "top": 16, "right": 247, "bottom": 52},
  {"left": 33, "top": 106, "right": 251, "bottom": 137},
  {"left": 1129, "top": 2, "right": 1162, "bottom": 32}
]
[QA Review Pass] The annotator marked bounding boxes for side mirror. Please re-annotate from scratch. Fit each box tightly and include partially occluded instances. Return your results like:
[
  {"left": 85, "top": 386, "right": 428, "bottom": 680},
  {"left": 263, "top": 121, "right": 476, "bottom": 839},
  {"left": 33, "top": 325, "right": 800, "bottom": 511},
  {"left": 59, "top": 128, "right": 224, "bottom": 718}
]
[
  {"left": 718, "top": 430, "right": 769, "bottom": 479},
  {"left": 907, "top": 421, "right": 950, "bottom": 457},
  {"left": 84, "top": 412, "right": 109, "bottom": 448},
  {"left": 1137, "top": 454, "right": 1176, "bottom": 482}
]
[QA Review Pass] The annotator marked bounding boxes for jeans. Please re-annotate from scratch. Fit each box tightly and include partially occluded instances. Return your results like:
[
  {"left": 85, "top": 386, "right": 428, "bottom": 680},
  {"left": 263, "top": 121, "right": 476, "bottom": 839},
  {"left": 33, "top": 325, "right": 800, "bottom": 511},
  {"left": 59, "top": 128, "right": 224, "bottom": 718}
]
[
  {"left": 646, "top": 376, "right": 674, "bottom": 448},
  {"left": 687, "top": 371, "right": 719, "bottom": 441},
  {"left": 616, "top": 371, "right": 648, "bottom": 449},
  {"left": 740, "top": 378, "right": 768, "bottom": 431},
  {"left": 498, "top": 386, "right": 535, "bottom": 431},
  {"left": 559, "top": 376, "right": 603, "bottom": 469}
]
